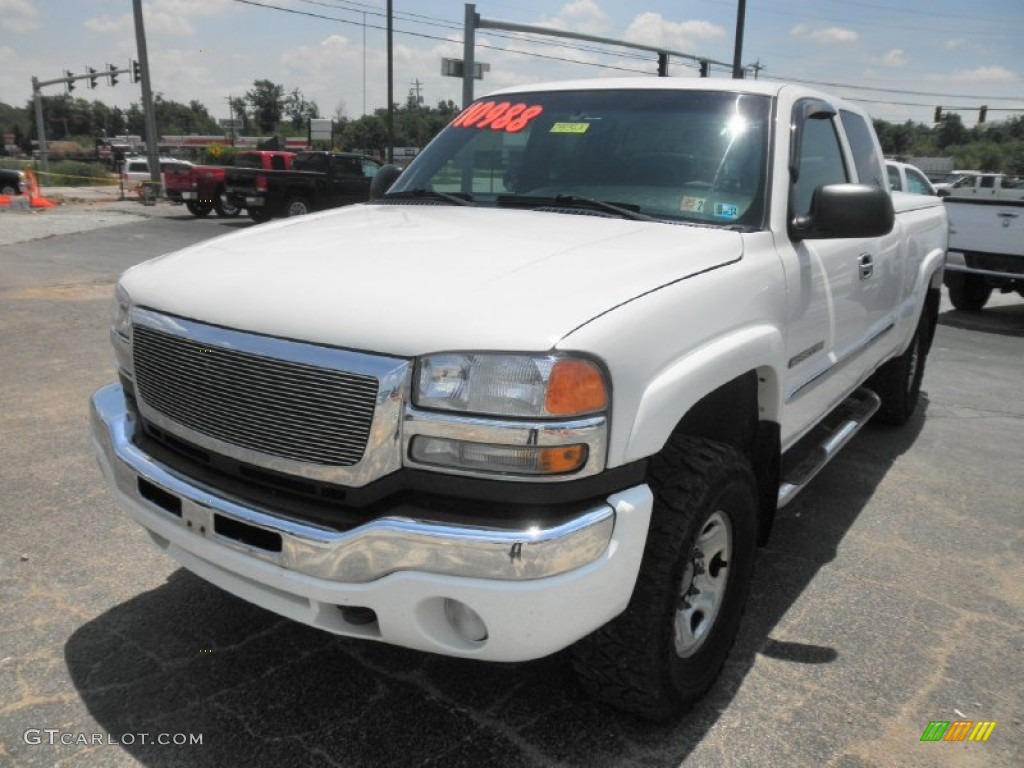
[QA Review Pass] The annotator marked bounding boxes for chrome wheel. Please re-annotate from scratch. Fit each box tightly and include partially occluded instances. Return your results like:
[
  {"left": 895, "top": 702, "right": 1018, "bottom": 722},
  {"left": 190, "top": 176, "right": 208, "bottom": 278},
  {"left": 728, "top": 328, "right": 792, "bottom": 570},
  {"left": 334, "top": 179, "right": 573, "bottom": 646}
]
[
  {"left": 286, "top": 199, "right": 310, "bottom": 216},
  {"left": 674, "top": 510, "right": 732, "bottom": 658}
]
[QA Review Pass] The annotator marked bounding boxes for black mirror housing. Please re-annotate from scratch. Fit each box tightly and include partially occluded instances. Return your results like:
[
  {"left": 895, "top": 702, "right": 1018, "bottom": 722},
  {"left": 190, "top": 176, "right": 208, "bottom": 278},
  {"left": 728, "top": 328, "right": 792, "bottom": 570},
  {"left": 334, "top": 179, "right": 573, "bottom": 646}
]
[
  {"left": 791, "top": 184, "right": 895, "bottom": 241},
  {"left": 370, "top": 164, "right": 402, "bottom": 200}
]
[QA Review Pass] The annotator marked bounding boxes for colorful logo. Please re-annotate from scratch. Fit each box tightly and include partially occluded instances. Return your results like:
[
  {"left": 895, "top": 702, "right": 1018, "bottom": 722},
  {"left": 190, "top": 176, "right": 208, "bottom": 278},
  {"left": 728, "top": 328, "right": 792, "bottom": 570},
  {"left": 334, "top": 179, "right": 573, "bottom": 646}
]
[{"left": 920, "top": 720, "right": 997, "bottom": 742}]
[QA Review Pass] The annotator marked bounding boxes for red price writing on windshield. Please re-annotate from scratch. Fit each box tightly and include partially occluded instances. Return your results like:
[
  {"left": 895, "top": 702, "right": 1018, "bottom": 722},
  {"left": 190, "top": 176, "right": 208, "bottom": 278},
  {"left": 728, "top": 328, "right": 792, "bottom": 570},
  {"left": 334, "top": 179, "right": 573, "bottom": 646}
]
[{"left": 451, "top": 102, "right": 544, "bottom": 133}]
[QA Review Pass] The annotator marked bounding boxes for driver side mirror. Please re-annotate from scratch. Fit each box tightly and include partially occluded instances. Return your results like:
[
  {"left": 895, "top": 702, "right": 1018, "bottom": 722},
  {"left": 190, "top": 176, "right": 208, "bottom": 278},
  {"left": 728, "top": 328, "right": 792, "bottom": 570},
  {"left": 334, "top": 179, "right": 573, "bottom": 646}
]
[
  {"left": 370, "top": 164, "right": 402, "bottom": 199},
  {"left": 790, "top": 184, "right": 895, "bottom": 241}
]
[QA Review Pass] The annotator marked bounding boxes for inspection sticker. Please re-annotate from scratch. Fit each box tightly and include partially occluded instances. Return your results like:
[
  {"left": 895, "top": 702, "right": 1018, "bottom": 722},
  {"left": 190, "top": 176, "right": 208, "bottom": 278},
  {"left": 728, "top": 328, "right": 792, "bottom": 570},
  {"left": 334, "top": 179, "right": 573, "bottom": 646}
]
[
  {"left": 681, "top": 196, "right": 706, "bottom": 213},
  {"left": 549, "top": 122, "right": 590, "bottom": 134},
  {"left": 713, "top": 202, "right": 739, "bottom": 219}
]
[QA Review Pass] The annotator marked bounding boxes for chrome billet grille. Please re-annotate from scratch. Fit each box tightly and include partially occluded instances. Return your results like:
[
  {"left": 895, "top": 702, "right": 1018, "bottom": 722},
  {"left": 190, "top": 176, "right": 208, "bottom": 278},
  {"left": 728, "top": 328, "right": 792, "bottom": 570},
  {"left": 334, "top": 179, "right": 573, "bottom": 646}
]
[{"left": 132, "top": 325, "right": 379, "bottom": 466}]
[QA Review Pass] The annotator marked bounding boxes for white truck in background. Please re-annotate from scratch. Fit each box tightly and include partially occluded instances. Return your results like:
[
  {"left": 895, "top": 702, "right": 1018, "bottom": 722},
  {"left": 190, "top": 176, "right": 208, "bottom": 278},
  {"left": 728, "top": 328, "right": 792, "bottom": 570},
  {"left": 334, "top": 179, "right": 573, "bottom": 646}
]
[
  {"left": 943, "top": 178, "right": 1024, "bottom": 309},
  {"left": 91, "top": 78, "right": 947, "bottom": 721}
]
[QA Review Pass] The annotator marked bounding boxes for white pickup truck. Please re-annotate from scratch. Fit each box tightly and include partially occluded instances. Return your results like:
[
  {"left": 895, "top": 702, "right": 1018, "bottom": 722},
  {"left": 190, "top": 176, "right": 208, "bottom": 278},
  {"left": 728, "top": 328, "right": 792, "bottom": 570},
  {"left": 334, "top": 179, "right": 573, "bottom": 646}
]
[
  {"left": 91, "top": 78, "right": 947, "bottom": 720},
  {"left": 943, "top": 178, "right": 1024, "bottom": 310}
]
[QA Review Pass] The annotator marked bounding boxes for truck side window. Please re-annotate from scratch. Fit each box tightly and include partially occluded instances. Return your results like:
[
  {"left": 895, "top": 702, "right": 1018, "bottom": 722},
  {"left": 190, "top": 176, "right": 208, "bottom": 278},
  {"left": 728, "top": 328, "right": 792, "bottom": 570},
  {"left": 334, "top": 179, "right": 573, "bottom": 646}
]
[
  {"left": 362, "top": 161, "right": 380, "bottom": 178},
  {"left": 840, "top": 110, "right": 885, "bottom": 189},
  {"left": 271, "top": 156, "right": 286, "bottom": 171},
  {"left": 793, "top": 117, "right": 848, "bottom": 217},
  {"left": 334, "top": 158, "right": 362, "bottom": 177},
  {"left": 906, "top": 169, "right": 931, "bottom": 195},
  {"left": 980, "top": 176, "right": 995, "bottom": 188},
  {"left": 887, "top": 165, "right": 902, "bottom": 191}
]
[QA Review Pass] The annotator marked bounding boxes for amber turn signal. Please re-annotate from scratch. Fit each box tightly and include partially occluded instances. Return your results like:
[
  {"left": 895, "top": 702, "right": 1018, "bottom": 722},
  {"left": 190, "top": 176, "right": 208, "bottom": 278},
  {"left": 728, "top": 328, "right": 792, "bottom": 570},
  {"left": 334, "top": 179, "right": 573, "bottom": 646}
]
[{"left": 545, "top": 359, "right": 607, "bottom": 416}]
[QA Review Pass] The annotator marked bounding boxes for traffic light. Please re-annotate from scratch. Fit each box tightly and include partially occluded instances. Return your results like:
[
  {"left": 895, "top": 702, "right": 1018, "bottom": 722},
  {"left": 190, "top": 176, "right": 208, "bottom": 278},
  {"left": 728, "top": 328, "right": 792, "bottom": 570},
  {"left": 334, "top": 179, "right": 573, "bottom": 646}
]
[
  {"left": 130, "top": 59, "right": 141, "bottom": 83},
  {"left": 65, "top": 70, "right": 75, "bottom": 92},
  {"left": 88, "top": 67, "right": 98, "bottom": 89},
  {"left": 699, "top": 60, "right": 710, "bottom": 78},
  {"left": 934, "top": 106, "right": 943, "bottom": 123},
  {"left": 657, "top": 52, "right": 668, "bottom": 77},
  {"left": 108, "top": 63, "right": 118, "bottom": 87},
  {"left": 979, "top": 105, "right": 988, "bottom": 124}
]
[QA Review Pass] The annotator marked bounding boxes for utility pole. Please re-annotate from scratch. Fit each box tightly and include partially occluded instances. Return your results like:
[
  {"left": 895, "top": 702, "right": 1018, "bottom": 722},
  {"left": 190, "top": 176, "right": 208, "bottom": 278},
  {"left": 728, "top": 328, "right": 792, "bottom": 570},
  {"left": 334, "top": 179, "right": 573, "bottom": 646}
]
[
  {"left": 31, "top": 77, "right": 49, "bottom": 173},
  {"left": 748, "top": 60, "right": 765, "bottom": 80},
  {"left": 462, "top": 4, "right": 477, "bottom": 108},
  {"left": 732, "top": 0, "right": 747, "bottom": 79},
  {"left": 386, "top": 0, "right": 394, "bottom": 163},
  {"left": 411, "top": 79, "right": 424, "bottom": 106},
  {"left": 132, "top": 0, "right": 161, "bottom": 187}
]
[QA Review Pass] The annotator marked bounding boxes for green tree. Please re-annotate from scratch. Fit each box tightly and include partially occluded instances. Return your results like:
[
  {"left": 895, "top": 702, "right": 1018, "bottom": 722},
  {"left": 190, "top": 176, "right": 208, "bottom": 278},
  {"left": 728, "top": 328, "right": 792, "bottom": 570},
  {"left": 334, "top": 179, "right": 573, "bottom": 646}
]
[
  {"left": 246, "top": 79, "right": 285, "bottom": 134},
  {"left": 341, "top": 115, "right": 387, "bottom": 154},
  {"left": 227, "top": 96, "right": 251, "bottom": 134},
  {"left": 284, "top": 87, "right": 320, "bottom": 130}
]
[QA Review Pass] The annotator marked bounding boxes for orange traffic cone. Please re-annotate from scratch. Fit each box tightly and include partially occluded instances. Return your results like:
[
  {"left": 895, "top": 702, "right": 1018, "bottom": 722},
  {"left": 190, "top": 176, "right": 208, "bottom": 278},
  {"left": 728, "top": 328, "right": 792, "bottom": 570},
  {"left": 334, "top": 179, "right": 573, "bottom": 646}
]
[{"left": 25, "top": 169, "right": 57, "bottom": 208}]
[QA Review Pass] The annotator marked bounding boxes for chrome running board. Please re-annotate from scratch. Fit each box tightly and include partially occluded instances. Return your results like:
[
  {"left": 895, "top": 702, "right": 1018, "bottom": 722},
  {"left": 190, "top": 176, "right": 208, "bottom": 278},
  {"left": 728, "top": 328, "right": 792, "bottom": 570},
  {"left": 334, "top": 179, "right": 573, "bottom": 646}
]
[{"left": 777, "top": 388, "right": 882, "bottom": 508}]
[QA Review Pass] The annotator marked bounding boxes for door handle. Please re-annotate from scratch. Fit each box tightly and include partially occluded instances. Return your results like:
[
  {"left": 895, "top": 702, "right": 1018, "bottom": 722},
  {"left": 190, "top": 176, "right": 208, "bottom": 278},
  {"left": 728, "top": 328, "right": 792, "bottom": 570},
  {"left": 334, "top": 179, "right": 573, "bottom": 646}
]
[{"left": 858, "top": 253, "right": 874, "bottom": 280}]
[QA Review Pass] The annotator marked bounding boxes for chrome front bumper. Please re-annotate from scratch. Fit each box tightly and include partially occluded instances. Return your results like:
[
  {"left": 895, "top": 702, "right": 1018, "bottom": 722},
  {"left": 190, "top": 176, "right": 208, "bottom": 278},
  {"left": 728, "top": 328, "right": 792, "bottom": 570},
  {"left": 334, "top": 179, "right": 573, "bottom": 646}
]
[{"left": 90, "top": 384, "right": 616, "bottom": 584}]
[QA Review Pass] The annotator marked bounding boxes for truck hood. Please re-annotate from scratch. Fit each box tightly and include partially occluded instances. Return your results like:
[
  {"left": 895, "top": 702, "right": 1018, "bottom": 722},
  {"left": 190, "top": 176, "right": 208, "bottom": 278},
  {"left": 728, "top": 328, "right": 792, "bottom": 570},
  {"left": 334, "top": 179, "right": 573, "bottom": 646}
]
[{"left": 121, "top": 205, "right": 743, "bottom": 356}]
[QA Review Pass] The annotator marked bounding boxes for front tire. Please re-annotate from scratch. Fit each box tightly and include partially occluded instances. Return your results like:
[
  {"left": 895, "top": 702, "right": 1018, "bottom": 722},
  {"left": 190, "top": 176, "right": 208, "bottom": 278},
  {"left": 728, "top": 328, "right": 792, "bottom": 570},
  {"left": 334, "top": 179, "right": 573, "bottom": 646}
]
[
  {"left": 214, "top": 193, "right": 242, "bottom": 218},
  {"left": 185, "top": 200, "right": 213, "bottom": 217},
  {"left": 947, "top": 273, "right": 991, "bottom": 311},
  {"left": 572, "top": 436, "right": 758, "bottom": 721},
  {"left": 285, "top": 197, "right": 312, "bottom": 217}
]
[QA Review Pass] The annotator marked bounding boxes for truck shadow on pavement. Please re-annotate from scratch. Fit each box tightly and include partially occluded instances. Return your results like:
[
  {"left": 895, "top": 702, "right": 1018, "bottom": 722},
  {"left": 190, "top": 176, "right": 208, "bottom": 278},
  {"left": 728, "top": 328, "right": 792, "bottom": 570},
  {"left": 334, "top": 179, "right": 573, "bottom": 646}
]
[
  {"left": 937, "top": 303, "right": 1024, "bottom": 337},
  {"left": 65, "top": 402, "right": 928, "bottom": 768}
]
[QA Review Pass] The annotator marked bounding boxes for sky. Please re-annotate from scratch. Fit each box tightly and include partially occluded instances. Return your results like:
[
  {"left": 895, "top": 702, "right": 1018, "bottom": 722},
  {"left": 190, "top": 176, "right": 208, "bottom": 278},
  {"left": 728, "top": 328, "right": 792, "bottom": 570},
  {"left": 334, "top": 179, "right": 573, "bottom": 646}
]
[{"left": 1, "top": 0, "right": 1022, "bottom": 132}]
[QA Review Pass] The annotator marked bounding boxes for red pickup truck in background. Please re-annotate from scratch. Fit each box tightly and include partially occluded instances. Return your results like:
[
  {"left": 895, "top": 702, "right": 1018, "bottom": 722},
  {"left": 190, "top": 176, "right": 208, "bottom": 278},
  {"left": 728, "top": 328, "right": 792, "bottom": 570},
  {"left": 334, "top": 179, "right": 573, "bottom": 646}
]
[{"left": 165, "top": 150, "right": 295, "bottom": 218}]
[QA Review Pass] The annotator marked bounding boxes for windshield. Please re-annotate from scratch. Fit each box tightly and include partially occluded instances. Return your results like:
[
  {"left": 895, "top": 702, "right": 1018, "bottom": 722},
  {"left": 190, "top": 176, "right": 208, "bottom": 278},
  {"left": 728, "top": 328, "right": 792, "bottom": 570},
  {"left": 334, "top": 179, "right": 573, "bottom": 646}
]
[{"left": 390, "top": 88, "right": 772, "bottom": 228}]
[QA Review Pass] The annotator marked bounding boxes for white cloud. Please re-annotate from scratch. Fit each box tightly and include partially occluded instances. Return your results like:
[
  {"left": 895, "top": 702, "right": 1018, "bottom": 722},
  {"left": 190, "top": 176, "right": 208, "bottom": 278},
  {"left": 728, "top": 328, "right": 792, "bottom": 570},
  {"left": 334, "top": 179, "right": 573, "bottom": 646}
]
[
  {"left": 944, "top": 39, "right": 966, "bottom": 51},
  {"left": 553, "top": 0, "right": 610, "bottom": 35},
  {"left": 86, "top": 14, "right": 133, "bottom": 35},
  {"left": 949, "top": 66, "right": 1016, "bottom": 83},
  {"left": 0, "top": 0, "right": 41, "bottom": 34},
  {"left": 624, "top": 13, "right": 725, "bottom": 54},
  {"left": 882, "top": 49, "right": 908, "bottom": 67},
  {"left": 85, "top": 0, "right": 236, "bottom": 38},
  {"left": 791, "top": 24, "right": 858, "bottom": 44}
]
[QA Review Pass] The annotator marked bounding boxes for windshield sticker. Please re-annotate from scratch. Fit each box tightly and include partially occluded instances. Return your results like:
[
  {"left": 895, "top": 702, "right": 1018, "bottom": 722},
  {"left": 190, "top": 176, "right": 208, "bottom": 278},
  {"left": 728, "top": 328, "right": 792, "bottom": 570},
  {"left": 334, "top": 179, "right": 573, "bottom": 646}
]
[
  {"left": 450, "top": 102, "right": 544, "bottom": 133},
  {"left": 549, "top": 122, "right": 590, "bottom": 134},
  {"left": 681, "top": 196, "right": 706, "bottom": 213},
  {"left": 713, "top": 202, "right": 740, "bottom": 219}
]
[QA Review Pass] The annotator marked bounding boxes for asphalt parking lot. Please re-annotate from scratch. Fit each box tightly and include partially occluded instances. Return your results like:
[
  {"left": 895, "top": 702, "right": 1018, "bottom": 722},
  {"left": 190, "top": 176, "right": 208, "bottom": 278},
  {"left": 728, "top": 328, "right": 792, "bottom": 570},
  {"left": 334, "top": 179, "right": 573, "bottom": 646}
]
[{"left": 0, "top": 201, "right": 1021, "bottom": 767}]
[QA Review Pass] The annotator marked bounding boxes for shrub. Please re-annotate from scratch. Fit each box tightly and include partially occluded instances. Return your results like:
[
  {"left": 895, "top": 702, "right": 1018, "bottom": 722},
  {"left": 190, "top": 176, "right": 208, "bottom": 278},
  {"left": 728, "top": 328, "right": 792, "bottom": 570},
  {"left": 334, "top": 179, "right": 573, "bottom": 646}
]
[{"left": 42, "top": 160, "right": 115, "bottom": 187}]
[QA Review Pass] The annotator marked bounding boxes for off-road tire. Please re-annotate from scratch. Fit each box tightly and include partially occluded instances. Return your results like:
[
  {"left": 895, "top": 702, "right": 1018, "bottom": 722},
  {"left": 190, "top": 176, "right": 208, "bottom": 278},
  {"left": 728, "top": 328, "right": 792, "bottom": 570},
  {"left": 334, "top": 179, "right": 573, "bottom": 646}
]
[
  {"left": 185, "top": 200, "right": 213, "bottom": 217},
  {"left": 946, "top": 273, "right": 991, "bottom": 311},
  {"left": 571, "top": 436, "right": 758, "bottom": 721},
  {"left": 1, "top": 185, "right": 16, "bottom": 195},
  {"left": 869, "top": 312, "right": 928, "bottom": 426}
]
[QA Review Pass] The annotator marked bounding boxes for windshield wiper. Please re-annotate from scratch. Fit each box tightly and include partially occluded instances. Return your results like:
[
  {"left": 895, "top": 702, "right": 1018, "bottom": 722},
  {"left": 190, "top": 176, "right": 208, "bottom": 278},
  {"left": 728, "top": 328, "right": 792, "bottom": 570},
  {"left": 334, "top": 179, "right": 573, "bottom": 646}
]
[
  {"left": 496, "top": 194, "right": 658, "bottom": 222},
  {"left": 383, "top": 188, "right": 475, "bottom": 206}
]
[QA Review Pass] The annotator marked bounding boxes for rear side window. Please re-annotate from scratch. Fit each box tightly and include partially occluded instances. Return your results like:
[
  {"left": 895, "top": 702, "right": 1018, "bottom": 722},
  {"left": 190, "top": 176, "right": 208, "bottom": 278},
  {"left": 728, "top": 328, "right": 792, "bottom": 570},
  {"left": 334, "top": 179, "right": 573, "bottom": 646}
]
[
  {"left": 271, "top": 155, "right": 287, "bottom": 171},
  {"left": 127, "top": 161, "right": 146, "bottom": 172},
  {"left": 840, "top": 110, "right": 885, "bottom": 188}
]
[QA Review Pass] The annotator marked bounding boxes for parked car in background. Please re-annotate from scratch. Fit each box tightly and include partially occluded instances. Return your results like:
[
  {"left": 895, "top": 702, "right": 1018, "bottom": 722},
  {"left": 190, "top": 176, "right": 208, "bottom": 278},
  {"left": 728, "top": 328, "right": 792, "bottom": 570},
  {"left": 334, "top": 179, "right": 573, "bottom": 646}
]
[
  {"left": 165, "top": 151, "right": 295, "bottom": 218},
  {"left": 886, "top": 160, "right": 937, "bottom": 195},
  {"left": 934, "top": 169, "right": 980, "bottom": 195},
  {"left": 0, "top": 168, "right": 27, "bottom": 195},
  {"left": 223, "top": 151, "right": 381, "bottom": 222},
  {"left": 121, "top": 157, "right": 193, "bottom": 196}
]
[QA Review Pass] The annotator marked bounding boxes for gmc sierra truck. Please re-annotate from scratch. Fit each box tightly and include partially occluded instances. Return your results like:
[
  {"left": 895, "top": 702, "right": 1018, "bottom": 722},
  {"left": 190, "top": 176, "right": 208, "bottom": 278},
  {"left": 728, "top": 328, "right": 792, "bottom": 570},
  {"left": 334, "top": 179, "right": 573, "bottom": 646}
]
[{"left": 91, "top": 78, "right": 947, "bottom": 720}]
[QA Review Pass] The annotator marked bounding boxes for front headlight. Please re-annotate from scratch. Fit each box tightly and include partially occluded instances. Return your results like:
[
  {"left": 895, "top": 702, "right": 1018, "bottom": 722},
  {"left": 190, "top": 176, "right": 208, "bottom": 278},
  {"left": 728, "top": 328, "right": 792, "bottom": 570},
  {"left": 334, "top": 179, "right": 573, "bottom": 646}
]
[
  {"left": 414, "top": 353, "right": 607, "bottom": 418},
  {"left": 111, "top": 283, "right": 132, "bottom": 340}
]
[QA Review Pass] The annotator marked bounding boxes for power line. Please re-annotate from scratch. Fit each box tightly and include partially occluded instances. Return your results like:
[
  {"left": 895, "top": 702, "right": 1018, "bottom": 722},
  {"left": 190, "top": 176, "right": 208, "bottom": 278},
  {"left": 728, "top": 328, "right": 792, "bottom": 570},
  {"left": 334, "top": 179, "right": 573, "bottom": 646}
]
[
  {"left": 230, "top": 0, "right": 654, "bottom": 75},
  {"left": 772, "top": 73, "right": 1023, "bottom": 102}
]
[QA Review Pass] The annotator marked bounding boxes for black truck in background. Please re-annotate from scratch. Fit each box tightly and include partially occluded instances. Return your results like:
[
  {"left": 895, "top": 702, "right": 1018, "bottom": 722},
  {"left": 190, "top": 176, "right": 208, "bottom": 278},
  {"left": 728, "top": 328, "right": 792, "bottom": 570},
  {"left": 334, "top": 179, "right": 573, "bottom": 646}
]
[{"left": 224, "top": 151, "right": 382, "bottom": 223}]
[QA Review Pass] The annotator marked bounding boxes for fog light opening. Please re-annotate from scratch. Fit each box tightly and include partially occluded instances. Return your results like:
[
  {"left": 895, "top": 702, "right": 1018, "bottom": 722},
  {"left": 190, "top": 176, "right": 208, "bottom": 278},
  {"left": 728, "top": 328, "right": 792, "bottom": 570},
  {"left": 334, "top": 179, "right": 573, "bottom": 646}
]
[
  {"left": 338, "top": 605, "right": 378, "bottom": 626},
  {"left": 444, "top": 599, "right": 488, "bottom": 643}
]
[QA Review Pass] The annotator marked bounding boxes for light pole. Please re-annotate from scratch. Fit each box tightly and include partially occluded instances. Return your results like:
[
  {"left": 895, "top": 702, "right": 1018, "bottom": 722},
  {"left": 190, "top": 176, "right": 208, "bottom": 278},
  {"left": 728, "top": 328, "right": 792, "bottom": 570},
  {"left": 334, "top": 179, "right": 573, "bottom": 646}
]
[{"left": 132, "top": 0, "right": 161, "bottom": 186}]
